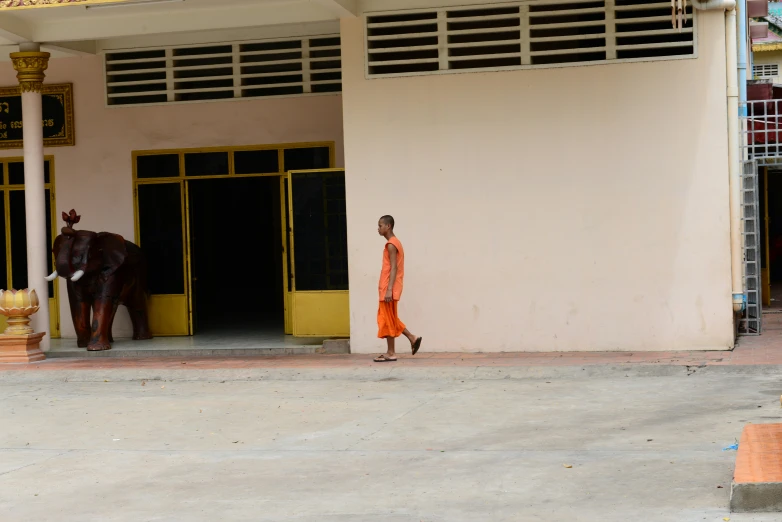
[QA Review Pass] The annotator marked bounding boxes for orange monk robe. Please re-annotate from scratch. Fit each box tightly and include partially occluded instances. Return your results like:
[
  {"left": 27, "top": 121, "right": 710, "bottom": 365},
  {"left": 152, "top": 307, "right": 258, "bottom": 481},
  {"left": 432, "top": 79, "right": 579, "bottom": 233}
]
[{"left": 377, "top": 236, "right": 406, "bottom": 339}]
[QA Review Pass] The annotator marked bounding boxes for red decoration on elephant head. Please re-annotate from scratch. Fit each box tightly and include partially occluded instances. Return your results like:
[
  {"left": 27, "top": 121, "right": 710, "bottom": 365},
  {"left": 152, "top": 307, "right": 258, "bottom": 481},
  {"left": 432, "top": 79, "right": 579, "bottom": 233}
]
[{"left": 61, "top": 209, "right": 81, "bottom": 229}]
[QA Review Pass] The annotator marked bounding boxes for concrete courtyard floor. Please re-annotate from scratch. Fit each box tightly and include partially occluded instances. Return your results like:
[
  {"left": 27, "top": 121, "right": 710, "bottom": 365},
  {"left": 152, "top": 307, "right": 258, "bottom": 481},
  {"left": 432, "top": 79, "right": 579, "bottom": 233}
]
[
  {"left": 3, "top": 317, "right": 782, "bottom": 521},
  {"left": 2, "top": 368, "right": 782, "bottom": 521}
]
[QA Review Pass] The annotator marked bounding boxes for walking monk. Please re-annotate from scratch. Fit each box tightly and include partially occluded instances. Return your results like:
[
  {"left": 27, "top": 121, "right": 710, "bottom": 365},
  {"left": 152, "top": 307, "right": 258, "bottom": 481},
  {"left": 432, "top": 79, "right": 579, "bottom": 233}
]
[{"left": 374, "top": 215, "right": 422, "bottom": 362}]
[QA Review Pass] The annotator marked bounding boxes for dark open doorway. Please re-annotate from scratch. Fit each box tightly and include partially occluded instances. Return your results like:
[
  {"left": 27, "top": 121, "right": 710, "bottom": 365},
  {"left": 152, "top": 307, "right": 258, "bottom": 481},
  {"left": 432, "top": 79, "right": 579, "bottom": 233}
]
[
  {"left": 187, "top": 176, "right": 283, "bottom": 334},
  {"left": 762, "top": 168, "right": 782, "bottom": 311}
]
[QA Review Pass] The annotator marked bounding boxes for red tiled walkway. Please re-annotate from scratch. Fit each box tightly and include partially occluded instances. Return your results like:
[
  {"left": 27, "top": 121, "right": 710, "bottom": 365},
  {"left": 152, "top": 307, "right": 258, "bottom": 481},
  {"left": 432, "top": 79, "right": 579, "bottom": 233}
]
[
  {"left": 2, "top": 315, "right": 781, "bottom": 372},
  {"left": 734, "top": 423, "right": 782, "bottom": 483}
]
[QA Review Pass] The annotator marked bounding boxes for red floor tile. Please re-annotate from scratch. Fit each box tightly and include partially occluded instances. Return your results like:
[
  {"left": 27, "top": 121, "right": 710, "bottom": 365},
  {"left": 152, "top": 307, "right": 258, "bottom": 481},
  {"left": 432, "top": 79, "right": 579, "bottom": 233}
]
[{"left": 735, "top": 424, "right": 782, "bottom": 483}]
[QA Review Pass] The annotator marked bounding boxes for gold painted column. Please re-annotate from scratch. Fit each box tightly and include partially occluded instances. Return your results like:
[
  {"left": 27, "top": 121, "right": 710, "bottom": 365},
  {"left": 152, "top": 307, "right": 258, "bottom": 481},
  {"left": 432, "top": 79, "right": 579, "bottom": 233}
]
[{"left": 10, "top": 45, "right": 51, "bottom": 351}]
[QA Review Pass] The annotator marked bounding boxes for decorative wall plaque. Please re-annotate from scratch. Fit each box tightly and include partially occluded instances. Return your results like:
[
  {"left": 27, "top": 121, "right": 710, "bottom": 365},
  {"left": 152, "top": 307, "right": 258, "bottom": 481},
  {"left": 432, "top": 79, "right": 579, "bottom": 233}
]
[{"left": 0, "top": 83, "right": 74, "bottom": 149}]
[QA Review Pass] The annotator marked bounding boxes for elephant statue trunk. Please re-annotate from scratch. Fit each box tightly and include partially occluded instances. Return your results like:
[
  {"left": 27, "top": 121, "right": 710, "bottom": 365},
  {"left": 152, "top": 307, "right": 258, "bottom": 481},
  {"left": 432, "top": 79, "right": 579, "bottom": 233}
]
[{"left": 49, "top": 209, "right": 153, "bottom": 351}]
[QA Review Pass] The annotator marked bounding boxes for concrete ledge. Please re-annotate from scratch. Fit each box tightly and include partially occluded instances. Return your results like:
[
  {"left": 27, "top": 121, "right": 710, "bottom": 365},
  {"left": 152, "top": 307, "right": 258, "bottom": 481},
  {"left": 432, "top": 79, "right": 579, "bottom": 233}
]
[
  {"left": 731, "top": 482, "right": 782, "bottom": 512},
  {"left": 45, "top": 340, "right": 351, "bottom": 358},
  {"left": 321, "top": 339, "right": 350, "bottom": 354},
  {"left": 730, "top": 423, "right": 782, "bottom": 512},
  {"left": 47, "top": 346, "right": 344, "bottom": 358}
]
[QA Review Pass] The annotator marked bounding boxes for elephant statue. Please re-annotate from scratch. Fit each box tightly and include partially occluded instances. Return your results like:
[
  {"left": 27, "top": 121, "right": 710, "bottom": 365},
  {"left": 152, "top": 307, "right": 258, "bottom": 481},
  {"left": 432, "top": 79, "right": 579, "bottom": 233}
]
[{"left": 46, "top": 210, "right": 152, "bottom": 351}]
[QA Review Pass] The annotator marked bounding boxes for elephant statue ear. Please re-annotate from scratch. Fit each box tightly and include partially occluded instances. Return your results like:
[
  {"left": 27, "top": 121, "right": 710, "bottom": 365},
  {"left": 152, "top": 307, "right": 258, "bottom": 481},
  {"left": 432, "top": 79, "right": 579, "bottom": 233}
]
[
  {"left": 96, "top": 232, "right": 127, "bottom": 277},
  {"left": 52, "top": 234, "right": 64, "bottom": 256}
]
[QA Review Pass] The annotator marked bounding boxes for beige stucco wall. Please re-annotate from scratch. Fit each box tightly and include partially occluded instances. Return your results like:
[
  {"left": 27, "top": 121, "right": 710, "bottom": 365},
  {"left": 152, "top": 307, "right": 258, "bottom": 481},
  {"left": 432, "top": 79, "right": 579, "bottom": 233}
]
[
  {"left": 0, "top": 55, "right": 345, "bottom": 339},
  {"left": 341, "top": 12, "right": 734, "bottom": 353}
]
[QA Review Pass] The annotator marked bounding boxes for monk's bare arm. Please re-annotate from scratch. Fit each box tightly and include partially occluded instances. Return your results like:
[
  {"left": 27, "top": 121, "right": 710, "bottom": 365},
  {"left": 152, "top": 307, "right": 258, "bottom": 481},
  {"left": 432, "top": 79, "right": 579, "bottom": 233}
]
[{"left": 386, "top": 244, "right": 398, "bottom": 302}]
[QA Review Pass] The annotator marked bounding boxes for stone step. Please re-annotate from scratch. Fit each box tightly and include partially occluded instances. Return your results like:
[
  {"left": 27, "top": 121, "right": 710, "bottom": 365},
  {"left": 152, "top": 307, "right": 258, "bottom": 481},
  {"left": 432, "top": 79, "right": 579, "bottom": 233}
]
[
  {"left": 47, "top": 339, "right": 351, "bottom": 358},
  {"left": 730, "top": 423, "right": 782, "bottom": 512}
]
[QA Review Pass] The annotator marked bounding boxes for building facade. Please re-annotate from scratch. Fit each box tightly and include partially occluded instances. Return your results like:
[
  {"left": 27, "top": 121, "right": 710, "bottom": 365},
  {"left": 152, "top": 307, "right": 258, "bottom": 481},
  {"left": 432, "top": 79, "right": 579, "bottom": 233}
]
[{"left": 0, "top": 0, "right": 750, "bottom": 353}]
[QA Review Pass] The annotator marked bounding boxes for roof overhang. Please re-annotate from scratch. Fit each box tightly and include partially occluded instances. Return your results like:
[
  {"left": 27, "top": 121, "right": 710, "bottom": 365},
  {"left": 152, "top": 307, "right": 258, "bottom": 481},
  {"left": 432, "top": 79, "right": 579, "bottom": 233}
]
[
  {"left": 753, "top": 42, "right": 782, "bottom": 52},
  {"left": 0, "top": 0, "right": 361, "bottom": 59},
  {"left": 0, "top": 0, "right": 515, "bottom": 60}
]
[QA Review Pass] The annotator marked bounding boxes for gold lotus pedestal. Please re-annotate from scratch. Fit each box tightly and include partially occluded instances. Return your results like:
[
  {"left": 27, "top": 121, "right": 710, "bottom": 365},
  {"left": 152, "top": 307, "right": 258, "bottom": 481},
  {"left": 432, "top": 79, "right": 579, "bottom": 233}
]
[{"left": 0, "top": 289, "right": 46, "bottom": 363}]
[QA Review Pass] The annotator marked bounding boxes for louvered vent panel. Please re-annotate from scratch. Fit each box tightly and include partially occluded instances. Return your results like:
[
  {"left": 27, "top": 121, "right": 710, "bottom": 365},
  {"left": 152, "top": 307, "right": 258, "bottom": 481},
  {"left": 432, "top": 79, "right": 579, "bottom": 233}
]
[
  {"left": 105, "top": 49, "right": 168, "bottom": 106},
  {"left": 754, "top": 64, "right": 780, "bottom": 78},
  {"left": 614, "top": 0, "right": 694, "bottom": 59},
  {"left": 240, "top": 39, "right": 305, "bottom": 98},
  {"left": 309, "top": 37, "right": 343, "bottom": 93},
  {"left": 447, "top": 7, "right": 523, "bottom": 70},
  {"left": 529, "top": 2, "right": 607, "bottom": 65},
  {"left": 105, "top": 35, "right": 342, "bottom": 106},
  {"left": 365, "top": 1, "right": 696, "bottom": 78},
  {"left": 366, "top": 12, "right": 440, "bottom": 76},
  {"left": 172, "top": 44, "right": 234, "bottom": 102}
]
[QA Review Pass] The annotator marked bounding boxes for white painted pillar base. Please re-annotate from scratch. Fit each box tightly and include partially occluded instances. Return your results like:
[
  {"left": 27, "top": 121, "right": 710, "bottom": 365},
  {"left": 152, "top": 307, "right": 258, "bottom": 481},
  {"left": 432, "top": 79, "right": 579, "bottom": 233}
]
[{"left": 13, "top": 43, "right": 51, "bottom": 351}]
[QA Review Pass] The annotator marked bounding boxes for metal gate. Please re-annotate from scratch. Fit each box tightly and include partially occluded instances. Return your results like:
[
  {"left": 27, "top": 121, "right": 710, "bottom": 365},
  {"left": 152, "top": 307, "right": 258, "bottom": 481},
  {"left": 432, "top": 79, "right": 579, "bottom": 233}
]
[{"left": 740, "top": 160, "right": 762, "bottom": 334}]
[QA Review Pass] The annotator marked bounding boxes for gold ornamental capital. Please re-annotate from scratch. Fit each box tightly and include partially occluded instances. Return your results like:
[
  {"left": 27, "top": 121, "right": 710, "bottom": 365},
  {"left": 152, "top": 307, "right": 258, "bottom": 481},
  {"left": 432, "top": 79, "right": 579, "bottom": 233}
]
[{"left": 9, "top": 51, "right": 50, "bottom": 93}]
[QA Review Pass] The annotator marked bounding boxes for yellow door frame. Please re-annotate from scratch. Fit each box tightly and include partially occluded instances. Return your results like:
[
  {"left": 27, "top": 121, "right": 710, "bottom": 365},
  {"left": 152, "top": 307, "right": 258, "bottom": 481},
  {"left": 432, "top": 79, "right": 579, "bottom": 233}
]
[
  {"left": 184, "top": 179, "right": 194, "bottom": 335},
  {"left": 132, "top": 142, "right": 335, "bottom": 337},
  {"left": 0, "top": 156, "right": 60, "bottom": 337},
  {"left": 763, "top": 167, "right": 771, "bottom": 307},
  {"left": 132, "top": 178, "right": 190, "bottom": 336},
  {"left": 287, "top": 168, "right": 349, "bottom": 338},
  {"left": 280, "top": 175, "right": 293, "bottom": 335}
]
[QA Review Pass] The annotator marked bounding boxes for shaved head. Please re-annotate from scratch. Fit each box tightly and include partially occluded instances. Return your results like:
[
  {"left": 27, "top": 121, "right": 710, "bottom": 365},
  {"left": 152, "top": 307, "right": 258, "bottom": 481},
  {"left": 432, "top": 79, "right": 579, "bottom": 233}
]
[{"left": 379, "top": 215, "right": 395, "bottom": 229}]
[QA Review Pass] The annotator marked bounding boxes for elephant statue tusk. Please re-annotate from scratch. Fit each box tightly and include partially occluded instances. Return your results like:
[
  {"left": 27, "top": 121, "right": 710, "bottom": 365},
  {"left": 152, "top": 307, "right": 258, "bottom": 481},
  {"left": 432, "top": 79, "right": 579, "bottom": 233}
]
[
  {"left": 44, "top": 271, "right": 58, "bottom": 281},
  {"left": 70, "top": 270, "right": 85, "bottom": 282}
]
